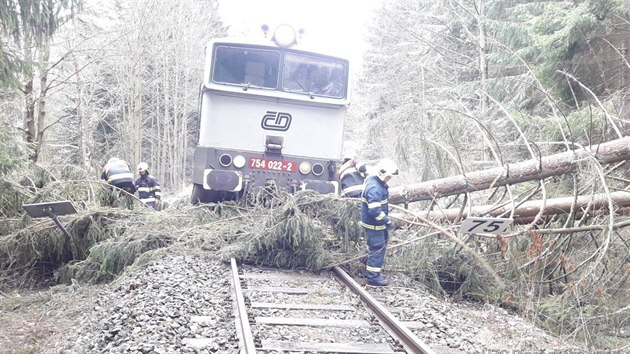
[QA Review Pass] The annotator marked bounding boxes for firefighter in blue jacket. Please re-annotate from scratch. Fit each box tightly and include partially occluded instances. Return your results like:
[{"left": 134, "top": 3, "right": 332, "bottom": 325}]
[
  {"left": 134, "top": 162, "right": 162, "bottom": 210},
  {"left": 101, "top": 157, "right": 136, "bottom": 207},
  {"left": 360, "top": 158, "right": 398, "bottom": 286},
  {"left": 338, "top": 158, "right": 369, "bottom": 198}
]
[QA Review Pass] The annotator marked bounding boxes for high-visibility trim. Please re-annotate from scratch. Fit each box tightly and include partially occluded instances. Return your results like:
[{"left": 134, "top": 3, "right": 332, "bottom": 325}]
[
  {"left": 154, "top": 192, "right": 162, "bottom": 197},
  {"left": 343, "top": 171, "right": 366, "bottom": 179},
  {"left": 339, "top": 169, "right": 354, "bottom": 179},
  {"left": 367, "top": 202, "right": 381, "bottom": 209},
  {"left": 140, "top": 197, "right": 156, "bottom": 203},
  {"left": 360, "top": 221, "right": 386, "bottom": 230},
  {"left": 366, "top": 265, "right": 381, "bottom": 272},
  {"left": 374, "top": 212, "right": 386, "bottom": 221},
  {"left": 137, "top": 187, "right": 151, "bottom": 192},
  {"left": 341, "top": 184, "right": 363, "bottom": 196},
  {"left": 108, "top": 172, "right": 134, "bottom": 183}
]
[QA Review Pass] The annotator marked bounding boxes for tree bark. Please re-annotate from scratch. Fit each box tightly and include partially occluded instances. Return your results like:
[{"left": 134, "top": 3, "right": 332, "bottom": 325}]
[
  {"left": 33, "top": 39, "right": 51, "bottom": 163},
  {"left": 23, "top": 34, "right": 35, "bottom": 147},
  {"left": 415, "top": 191, "right": 630, "bottom": 222},
  {"left": 389, "top": 137, "right": 630, "bottom": 204},
  {"left": 71, "top": 39, "right": 89, "bottom": 168},
  {"left": 477, "top": 0, "right": 489, "bottom": 112}
]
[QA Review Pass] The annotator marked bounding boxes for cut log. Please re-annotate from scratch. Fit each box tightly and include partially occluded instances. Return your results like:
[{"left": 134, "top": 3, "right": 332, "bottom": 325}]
[
  {"left": 503, "top": 206, "right": 630, "bottom": 225},
  {"left": 389, "top": 137, "right": 630, "bottom": 205},
  {"left": 409, "top": 191, "right": 630, "bottom": 222}
]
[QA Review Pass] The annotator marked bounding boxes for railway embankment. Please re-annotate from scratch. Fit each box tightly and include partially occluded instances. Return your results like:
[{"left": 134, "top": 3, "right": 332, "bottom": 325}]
[
  {"left": 1, "top": 250, "right": 586, "bottom": 353},
  {"left": 0, "top": 176, "right": 627, "bottom": 352}
]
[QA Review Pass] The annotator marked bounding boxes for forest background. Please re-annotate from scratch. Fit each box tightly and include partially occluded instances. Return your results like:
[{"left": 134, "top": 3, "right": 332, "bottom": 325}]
[{"left": 1, "top": 0, "right": 630, "bottom": 351}]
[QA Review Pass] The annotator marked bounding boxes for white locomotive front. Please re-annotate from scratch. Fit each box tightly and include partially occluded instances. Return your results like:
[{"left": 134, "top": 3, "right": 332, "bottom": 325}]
[{"left": 191, "top": 25, "right": 350, "bottom": 203}]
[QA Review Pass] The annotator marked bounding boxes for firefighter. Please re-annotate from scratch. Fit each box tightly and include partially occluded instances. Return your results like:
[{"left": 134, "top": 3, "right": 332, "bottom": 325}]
[
  {"left": 360, "top": 158, "right": 398, "bottom": 286},
  {"left": 338, "top": 158, "right": 369, "bottom": 198},
  {"left": 101, "top": 157, "right": 136, "bottom": 207},
  {"left": 134, "top": 162, "right": 162, "bottom": 210}
]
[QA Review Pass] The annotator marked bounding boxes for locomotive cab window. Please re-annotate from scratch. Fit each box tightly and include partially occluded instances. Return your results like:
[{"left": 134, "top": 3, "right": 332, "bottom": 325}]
[
  {"left": 282, "top": 53, "right": 346, "bottom": 98},
  {"left": 212, "top": 46, "right": 280, "bottom": 89}
]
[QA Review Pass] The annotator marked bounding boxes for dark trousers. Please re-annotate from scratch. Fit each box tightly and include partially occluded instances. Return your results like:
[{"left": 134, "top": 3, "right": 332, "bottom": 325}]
[
  {"left": 108, "top": 181, "right": 136, "bottom": 208},
  {"left": 365, "top": 228, "right": 389, "bottom": 281},
  {"left": 113, "top": 181, "right": 136, "bottom": 194}
]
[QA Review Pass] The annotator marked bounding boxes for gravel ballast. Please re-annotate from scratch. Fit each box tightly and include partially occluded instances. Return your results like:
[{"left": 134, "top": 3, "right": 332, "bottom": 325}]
[{"left": 1, "top": 249, "right": 589, "bottom": 353}]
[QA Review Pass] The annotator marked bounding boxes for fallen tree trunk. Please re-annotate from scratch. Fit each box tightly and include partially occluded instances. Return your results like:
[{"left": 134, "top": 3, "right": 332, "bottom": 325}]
[
  {"left": 389, "top": 137, "right": 630, "bottom": 205},
  {"left": 414, "top": 191, "right": 630, "bottom": 222},
  {"left": 503, "top": 206, "right": 630, "bottom": 225}
]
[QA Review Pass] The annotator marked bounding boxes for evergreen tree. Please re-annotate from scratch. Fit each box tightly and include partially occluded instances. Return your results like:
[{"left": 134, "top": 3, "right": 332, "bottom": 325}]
[
  {"left": 357, "top": 0, "right": 629, "bottom": 182},
  {"left": 527, "top": 0, "right": 628, "bottom": 101},
  {"left": 0, "top": 0, "right": 82, "bottom": 87},
  {"left": 0, "top": 122, "right": 28, "bottom": 174}
]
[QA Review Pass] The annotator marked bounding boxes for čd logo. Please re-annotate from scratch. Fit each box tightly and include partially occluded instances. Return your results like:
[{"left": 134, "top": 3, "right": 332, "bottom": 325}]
[{"left": 261, "top": 111, "right": 292, "bottom": 131}]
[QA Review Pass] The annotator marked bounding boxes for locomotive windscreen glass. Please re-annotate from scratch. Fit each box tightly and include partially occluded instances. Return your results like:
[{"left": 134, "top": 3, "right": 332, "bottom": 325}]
[
  {"left": 282, "top": 53, "right": 346, "bottom": 98},
  {"left": 212, "top": 46, "right": 280, "bottom": 88}
]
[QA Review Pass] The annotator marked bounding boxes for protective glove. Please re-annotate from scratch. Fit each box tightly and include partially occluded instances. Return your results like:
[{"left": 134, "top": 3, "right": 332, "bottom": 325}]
[{"left": 386, "top": 219, "right": 397, "bottom": 230}]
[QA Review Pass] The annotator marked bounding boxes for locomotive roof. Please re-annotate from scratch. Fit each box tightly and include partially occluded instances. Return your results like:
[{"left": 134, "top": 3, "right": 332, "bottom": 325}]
[{"left": 207, "top": 36, "right": 350, "bottom": 62}]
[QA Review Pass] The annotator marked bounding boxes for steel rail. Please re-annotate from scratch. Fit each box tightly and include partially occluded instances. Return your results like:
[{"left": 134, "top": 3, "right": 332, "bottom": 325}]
[
  {"left": 332, "top": 266, "right": 435, "bottom": 354},
  {"left": 231, "top": 258, "right": 257, "bottom": 353}
]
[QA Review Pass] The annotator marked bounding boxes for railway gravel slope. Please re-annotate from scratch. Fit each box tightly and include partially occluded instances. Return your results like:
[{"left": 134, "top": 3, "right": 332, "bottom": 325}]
[{"left": 0, "top": 249, "right": 586, "bottom": 353}]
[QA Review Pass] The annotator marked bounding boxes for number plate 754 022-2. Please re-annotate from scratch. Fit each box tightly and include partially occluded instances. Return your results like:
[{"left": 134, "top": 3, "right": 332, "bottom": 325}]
[{"left": 458, "top": 217, "right": 513, "bottom": 235}]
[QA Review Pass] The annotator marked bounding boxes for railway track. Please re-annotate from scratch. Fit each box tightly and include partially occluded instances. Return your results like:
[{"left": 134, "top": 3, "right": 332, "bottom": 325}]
[{"left": 229, "top": 258, "right": 441, "bottom": 354}]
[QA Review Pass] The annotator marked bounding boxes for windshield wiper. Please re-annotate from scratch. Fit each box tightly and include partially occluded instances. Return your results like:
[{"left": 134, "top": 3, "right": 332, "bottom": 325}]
[
  {"left": 241, "top": 82, "right": 253, "bottom": 91},
  {"left": 293, "top": 78, "right": 307, "bottom": 93}
]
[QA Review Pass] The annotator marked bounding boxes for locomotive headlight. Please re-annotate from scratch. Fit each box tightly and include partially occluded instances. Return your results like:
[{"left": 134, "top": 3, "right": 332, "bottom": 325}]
[
  {"left": 272, "top": 24, "right": 297, "bottom": 47},
  {"left": 219, "top": 154, "right": 232, "bottom": 167},
  {"left": 312, "top": 163, "right": 324, "bottom": 176},
  {"left": 299, "top": 161, "right": 311, "bottom": 175},
  {"left": 233, "top": 155, "right": 246, "bottom": 168}
]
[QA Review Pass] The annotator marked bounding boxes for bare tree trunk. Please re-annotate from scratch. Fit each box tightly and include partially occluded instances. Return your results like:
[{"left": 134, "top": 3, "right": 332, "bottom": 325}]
[
  {"left": 23, "top": 34, "right": 36, "bottom": 149},
  {"left": 173, "top": 56, "right": 182, "bottom": 190},
  {"left": 33, "top": 39, "right": 51, "bottom": 163},
  {"left": 476, "top": 0, "right": 489, "bottom": 112},
  {"left": 418, "top": 191, "right": 630, "bottom": 222},
  {"left": 152, "top": 55, "right": 161, "bottom": 178},
  {"left": 173, "top": 61, "right": 180, "bottom": 190},
  {"left": 133, "top": 74, "right": 142, "bottom": 165},
  {"left": 390, "top": 137, "right": 630, "bottom": 204},
  {"left": 161, "top": 61, "right": 170, "bottom": 188},
  {"left": 155, "top": 74, "right": 161, "bottom": 180},
  {"left": 72, "top": 51, "right": 89, "bottom": 168},
  {"left": 179, "top": 67, "right": 191, "bottom": 191}
]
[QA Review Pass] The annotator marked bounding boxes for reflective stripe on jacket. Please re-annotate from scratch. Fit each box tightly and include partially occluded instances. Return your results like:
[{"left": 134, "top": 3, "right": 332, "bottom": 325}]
[
  {"left": 101, "top": 160, "right": 134, "bottom": 186},
  {"left": 134, "top": 174, "right": 161, "bottom": 204},
  {"left": 360, "top": 175, "right": 390, "bottom": 230},
  {"left": 339, "top": 159, "right": 367, "bottom": 198}
]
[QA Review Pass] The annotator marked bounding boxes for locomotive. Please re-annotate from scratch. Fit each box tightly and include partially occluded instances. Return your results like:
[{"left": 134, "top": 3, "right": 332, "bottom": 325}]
[{"left": 191, "top": 24, "right": 350, "bottom": 203}]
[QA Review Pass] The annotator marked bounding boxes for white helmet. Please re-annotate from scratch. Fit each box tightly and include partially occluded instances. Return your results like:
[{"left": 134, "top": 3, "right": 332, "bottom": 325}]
[
  {"left": 137, "top": 162, "right": 149, "bottom": 172},
  {"left": 107, "top": 157, "right": 119, "bottom": 164},
  {"left": 376, "top": 158, "right": 398, "bottom": 178}
]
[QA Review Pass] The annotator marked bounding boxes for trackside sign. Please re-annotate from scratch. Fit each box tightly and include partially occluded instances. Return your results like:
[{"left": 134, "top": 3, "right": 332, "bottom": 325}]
[{"left": 458, "top": 217, "right": 513, "bottom": 235}]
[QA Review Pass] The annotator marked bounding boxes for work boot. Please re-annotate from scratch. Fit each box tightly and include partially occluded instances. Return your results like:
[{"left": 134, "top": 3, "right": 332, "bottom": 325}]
[{"left": 367, "top": 274, "right": 389, "bottom": 287}]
